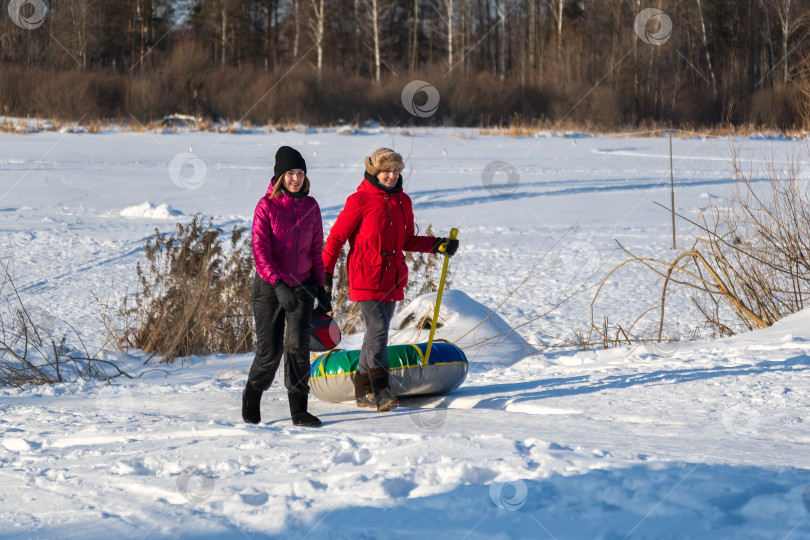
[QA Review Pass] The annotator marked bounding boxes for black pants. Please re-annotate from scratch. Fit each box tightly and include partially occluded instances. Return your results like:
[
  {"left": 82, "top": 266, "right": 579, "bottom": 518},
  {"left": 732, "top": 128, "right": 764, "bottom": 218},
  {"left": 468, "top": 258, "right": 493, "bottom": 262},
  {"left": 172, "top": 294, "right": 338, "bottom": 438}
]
[{"left": 247, "top": 275, "right": 316, "bottom": 395}]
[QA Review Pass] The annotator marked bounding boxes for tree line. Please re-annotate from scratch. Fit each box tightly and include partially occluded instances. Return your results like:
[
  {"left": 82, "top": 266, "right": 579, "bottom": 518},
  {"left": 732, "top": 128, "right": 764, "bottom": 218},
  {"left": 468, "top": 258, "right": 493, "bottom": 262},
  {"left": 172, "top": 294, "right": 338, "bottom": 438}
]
[{"left": 1, "top": 0, "right": 810, "bottom": 129}]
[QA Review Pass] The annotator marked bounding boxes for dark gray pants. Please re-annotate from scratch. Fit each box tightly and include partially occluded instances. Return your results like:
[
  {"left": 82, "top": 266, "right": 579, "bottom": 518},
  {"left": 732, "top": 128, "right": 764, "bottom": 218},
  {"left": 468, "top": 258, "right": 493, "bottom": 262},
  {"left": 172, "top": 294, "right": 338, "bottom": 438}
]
[
  {"left": 358, "top": 300, "right": 396, "bottom": 374},
  {"left": 248, "top": 275, "right": 316, "bottom": 395}
]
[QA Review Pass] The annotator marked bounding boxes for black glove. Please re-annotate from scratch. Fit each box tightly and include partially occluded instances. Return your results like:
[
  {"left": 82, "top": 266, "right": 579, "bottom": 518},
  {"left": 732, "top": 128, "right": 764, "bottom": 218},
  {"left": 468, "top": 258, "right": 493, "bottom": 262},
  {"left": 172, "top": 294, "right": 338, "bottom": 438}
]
[
  {"left": 432, "top": 237, "right": 459, "bottom": 257},
  {"left": 317, "top": 285, "right": 332, "bottom": 313},
  {"left": 324, "top": 273, "right": 334, "bottom": 296},
  {"left": 273, "top": 281, "right": 300, "bottom": 312}
]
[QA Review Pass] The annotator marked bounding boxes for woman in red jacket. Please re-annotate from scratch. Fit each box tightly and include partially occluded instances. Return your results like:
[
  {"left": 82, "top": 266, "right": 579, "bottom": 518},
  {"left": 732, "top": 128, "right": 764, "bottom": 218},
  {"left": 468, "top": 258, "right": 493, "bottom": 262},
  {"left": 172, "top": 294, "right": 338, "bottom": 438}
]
[
  {"left": 322, "top": 148, "right": 459, "bottom": 412},
  {"left": 242, "top": 146, "right": 331, "bottom": 427}
]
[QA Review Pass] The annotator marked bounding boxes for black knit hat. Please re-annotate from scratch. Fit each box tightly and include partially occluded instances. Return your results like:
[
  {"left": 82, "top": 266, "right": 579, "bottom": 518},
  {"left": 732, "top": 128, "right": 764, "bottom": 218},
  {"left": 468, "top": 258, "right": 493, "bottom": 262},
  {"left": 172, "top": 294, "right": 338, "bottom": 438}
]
[{"left": 274, "top": 146, "right": 307, "bottom": 179}]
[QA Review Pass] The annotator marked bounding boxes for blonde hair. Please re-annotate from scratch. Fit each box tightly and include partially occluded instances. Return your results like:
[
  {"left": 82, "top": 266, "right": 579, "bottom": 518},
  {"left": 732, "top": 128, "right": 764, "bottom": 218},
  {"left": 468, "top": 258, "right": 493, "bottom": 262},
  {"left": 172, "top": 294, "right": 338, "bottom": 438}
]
[{"left": 271, "top": 174, "right": 311, "bottom": 199}]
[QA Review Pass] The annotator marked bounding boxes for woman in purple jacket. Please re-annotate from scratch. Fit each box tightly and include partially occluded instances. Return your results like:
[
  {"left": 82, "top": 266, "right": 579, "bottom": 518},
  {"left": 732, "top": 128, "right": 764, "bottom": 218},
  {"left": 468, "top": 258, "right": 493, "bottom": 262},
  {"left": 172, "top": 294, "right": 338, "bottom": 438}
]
[{"left": 242, "top": 146, "right": 330, "bottom": 427}]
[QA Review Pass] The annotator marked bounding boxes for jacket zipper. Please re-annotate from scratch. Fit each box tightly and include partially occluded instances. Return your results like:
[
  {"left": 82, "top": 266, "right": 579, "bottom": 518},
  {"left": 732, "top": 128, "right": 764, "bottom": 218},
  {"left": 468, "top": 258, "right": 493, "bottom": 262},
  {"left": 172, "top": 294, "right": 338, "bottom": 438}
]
[
  {"left": 383, "top": 194, "right": 397, "bottom": 291},
  {"left": 292, "top": 199, "right": 298, "bottom": 283}
]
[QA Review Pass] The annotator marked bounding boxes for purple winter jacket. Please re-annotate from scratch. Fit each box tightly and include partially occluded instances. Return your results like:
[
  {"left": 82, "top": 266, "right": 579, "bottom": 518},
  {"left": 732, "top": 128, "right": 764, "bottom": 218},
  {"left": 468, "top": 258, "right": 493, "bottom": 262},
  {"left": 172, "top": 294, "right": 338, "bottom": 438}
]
[{"left": 252, "top": 178, "right": 326, "bottom": 288}]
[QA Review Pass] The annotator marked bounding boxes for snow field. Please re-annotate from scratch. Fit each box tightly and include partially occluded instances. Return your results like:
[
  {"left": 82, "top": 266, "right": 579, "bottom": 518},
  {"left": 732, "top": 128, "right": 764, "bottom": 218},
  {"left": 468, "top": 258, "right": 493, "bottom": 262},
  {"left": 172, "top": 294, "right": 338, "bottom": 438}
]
[{"left": 1, "top": 128, "right": 809, "bottom": 538}]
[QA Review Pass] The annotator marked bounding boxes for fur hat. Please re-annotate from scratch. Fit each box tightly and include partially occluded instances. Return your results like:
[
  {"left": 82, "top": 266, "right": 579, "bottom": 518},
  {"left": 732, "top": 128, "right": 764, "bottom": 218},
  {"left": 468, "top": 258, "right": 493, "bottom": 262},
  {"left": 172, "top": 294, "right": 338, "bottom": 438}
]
[
  {"left": 365, "top": 148, "right": 404, "bottom": 176},
  {"left": 274, "top": 146, "right": 307, "bottom": 179}
]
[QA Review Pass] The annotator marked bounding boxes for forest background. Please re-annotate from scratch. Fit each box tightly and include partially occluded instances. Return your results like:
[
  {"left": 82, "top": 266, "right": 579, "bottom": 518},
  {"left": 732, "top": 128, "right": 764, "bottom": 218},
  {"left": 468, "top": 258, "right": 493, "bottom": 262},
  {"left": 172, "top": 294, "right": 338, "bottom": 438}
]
[{"left": 2, "top": 0, "right": 809, "bottom": 130}]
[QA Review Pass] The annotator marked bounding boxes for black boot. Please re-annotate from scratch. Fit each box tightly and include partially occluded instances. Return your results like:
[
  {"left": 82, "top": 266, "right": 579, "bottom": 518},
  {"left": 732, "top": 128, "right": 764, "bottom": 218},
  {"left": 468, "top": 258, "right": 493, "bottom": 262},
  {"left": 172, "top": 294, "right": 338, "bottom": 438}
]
[
  {"left": 242, "top": 382, "right": 263, "bottom": 424},
  {"left": 289, "top": 392, "right": 322, "bottom": 427},
  {"left": 369, "top": 367, "right": 398, "bottom": 412},
  {"left": 375, "top": 388, "right": 399, "bottom": 412}
]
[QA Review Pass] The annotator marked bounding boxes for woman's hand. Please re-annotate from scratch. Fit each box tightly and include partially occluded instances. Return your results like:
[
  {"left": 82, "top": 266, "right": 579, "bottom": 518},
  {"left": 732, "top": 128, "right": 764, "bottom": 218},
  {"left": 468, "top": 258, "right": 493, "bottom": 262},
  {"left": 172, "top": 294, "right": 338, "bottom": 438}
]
[
  {"left": 273, "top": 281, "right": 300, "bottom": 312},
  {"left": 432, "top": 237, "right": 459, "bottom": 257},
  {"left": 317, "top": 286, "right": 332, "bottom": 313},
  {"left": 317, "top": 273, "right": 333, "bottom": 313}
]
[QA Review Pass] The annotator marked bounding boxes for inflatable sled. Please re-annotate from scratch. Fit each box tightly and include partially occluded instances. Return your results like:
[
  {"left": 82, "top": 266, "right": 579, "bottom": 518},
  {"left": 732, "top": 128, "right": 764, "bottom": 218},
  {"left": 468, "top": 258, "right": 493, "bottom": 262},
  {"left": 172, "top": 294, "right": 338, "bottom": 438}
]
[
  {"left": 309, "top": 340, "right": 468, "bottom": 402},
  {"left": 310, "top": 228, "right": 469, "bottom": 403}
]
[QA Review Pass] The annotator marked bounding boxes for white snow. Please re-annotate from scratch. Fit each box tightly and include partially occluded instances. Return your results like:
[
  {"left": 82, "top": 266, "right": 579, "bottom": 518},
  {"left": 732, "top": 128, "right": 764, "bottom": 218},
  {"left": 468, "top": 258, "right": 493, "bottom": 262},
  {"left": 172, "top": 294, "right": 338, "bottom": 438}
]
[
  {"left": 1, "top": 127, "right": 809, "bottom": 539},
  {"left": 388, "top": 289, "right": 540, "bottom": 366},
  {"left": 118, "top": 202, "right": 184, "bottom": 219}
]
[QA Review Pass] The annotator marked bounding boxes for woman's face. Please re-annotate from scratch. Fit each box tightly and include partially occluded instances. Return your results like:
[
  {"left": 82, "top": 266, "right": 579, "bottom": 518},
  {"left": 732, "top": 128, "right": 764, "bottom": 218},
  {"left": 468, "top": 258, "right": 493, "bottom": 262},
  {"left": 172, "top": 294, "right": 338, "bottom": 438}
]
[
  {"left": 282, "top": 169, "right": 305, "bottom": 192},
  {"left": 376, "top": 168, "right": 400, "bottom": 188}
]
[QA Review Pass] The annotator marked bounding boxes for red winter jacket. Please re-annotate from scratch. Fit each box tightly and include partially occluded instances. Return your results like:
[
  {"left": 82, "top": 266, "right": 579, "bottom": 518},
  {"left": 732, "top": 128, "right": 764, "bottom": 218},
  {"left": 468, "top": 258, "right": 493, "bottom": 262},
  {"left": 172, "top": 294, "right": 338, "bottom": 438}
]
[
  {"left": 323, "top": 176, "right": 435, "bottom": 302},
  {"left": 252, "top": 178, "right": 326, "bottom": 287}
]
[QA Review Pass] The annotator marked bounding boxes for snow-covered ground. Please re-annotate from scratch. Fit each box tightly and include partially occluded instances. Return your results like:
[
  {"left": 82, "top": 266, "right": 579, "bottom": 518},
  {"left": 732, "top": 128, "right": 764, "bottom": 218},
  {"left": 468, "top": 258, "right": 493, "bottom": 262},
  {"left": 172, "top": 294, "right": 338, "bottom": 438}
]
[{"left": 1, "top": 127, "right": 809, "bottom": 539}]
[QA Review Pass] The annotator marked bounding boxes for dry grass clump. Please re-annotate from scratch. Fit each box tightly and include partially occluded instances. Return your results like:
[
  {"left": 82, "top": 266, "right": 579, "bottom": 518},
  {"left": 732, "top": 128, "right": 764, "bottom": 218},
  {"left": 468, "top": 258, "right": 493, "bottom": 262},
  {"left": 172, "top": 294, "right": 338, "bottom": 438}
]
[
  {"left": 119, "top": 215, "right": 254, "bottom": 362},
  {"left": 590, "top": 147, "right": 810, "bottom": 347},
  {"left": 0, "top": 120, "right": 29, "bottom": 135},
  {"left": 0, "top": 261, "right": 130, "bottom": 387}
]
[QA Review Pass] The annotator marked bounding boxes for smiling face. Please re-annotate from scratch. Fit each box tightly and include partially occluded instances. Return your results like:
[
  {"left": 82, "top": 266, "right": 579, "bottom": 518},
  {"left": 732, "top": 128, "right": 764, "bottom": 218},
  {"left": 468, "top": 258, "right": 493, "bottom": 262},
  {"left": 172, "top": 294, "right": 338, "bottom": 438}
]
[
  {"left": 282, "top": 169, "right": 306, "bottom": 192},
  {"left": 376, "top": 168, "right": 400, "bottom": 188}
]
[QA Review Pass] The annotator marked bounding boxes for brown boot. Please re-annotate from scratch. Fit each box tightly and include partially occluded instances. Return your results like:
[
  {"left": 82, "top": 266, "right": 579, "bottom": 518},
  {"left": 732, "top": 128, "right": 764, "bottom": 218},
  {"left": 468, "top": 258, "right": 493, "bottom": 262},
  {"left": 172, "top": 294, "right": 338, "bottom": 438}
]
[
  {"left": 368, "top": 367, "right": 389, "bottom": 394},
  {"left": 354, "top": 372, "right": 375, "bottom": 408}
]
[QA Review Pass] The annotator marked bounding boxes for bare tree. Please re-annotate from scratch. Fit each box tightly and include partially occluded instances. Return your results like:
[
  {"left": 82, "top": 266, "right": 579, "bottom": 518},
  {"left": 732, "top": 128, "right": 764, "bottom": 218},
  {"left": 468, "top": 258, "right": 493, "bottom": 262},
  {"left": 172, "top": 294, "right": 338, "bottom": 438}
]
[
  {"left": 434, "top": 0, "right": 455, "bottom": 68},
  {"left": 551, "top": 0, "right": 564, "bottom": 61},
  {"left": 410, "top": 0, "right": 419, "bottom": 70},
  {"left": 694, "top": 0, "right": 718, "bottom": 96},
  {"left": 498, "top": 0, "right": 506, "bottom": 76},
  {"left": 293, "top": 0, "right": 301, "bottom": 57},
  {"left": 768, "top": 0, "right": 810, "bottom": 83},
  {"left": 67, "top": 0, "right": 91, "bottom": 69},
  {"left": 137, "top": 0, "right": 155, "bottom": 72},
  {"left": 220, "top": 0, "right": 229, "bottom": 67},
  {"left": 366, "top": 0, "right": 383, "bottom": 81},
  {"left": 353, "top": 0, "right": 363, "bottom": 73},
  {"left": 309, "top": 0, "right": 326, "bottom": 74}
]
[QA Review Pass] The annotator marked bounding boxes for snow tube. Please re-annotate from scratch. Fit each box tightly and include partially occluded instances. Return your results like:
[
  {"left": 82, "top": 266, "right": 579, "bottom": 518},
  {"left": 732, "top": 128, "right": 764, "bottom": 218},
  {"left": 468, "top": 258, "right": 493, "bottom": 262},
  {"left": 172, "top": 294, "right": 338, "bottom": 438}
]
[{"left": 309, "top": 341, "right": 468, "bottom": 403}]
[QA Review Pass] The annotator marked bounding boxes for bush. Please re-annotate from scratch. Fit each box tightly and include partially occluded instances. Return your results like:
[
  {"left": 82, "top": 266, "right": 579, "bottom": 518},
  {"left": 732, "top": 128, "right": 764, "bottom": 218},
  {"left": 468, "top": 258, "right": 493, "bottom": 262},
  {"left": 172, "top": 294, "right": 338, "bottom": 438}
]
[
  {"left": 0, "top": 261, "right": 129, "bottom": 387},
  {"left": 120, "top": 215, "right": 254, "bottom": 362},
  {"left": 592, "top": 150, "right": 810, "bottom": 345}
]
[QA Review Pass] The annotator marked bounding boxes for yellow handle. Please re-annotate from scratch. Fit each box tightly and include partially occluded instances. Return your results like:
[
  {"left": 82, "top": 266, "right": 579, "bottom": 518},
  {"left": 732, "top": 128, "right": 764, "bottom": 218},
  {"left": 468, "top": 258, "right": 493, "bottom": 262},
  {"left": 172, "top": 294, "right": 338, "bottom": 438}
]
[
  {"left": 424, "top": 228, "right": 458, "bottom": 365},
  {"left": 437, "top": 228, "right": 458, "bottom": 253}
]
